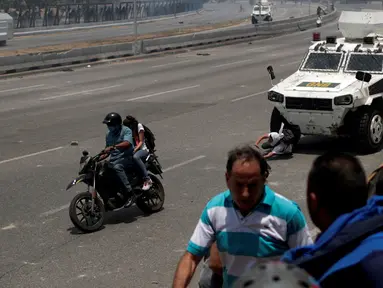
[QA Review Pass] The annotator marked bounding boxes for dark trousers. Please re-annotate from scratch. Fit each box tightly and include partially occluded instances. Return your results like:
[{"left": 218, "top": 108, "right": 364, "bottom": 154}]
[{"left": 110, "top": 157, "right": 133, "bottom": 193}]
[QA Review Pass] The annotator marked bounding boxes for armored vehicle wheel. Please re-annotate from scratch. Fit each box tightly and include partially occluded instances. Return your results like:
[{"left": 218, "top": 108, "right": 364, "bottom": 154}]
[
  {"left": 252, "top": 16, "right": 258, "bottom": 24},
  {"left": 356, "top": 109, "right": 383, "bottom": 153}
]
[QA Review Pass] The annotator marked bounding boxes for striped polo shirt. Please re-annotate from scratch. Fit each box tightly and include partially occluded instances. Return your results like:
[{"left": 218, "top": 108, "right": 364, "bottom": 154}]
[{"left": 187, "top": 185, "right": 313, "bottom": 287}]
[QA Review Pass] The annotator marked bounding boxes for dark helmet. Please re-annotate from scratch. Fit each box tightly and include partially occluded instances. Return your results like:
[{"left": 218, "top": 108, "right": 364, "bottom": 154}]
[
  {"left": 233, "top": 261, "right": 320, "bottom": 288},
  {"left": 102, "top": 112, "right": 122, "bottom": 126}
]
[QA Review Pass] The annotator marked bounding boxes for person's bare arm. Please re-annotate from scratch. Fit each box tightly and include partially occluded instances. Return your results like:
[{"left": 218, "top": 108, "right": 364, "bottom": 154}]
[
  {"left": 172, "top": 201, "right": 215, "bottom": 287},
  {"left": 172, "top": 252, "right": 203, "bottom": 288},
  {"left": 255, "top": 134, "right": 269, "bottom": 145},
  {"left": 208, "top": 242, "right": 223, "bottom": 276},
  {"left": 263, "top": 151, "right": 276, "bottom": 159}
]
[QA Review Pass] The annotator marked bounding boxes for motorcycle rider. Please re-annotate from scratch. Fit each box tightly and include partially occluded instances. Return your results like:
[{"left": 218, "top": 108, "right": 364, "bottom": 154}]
[{"left": 102, "top": 112, "right": 135, "bottom": 208}]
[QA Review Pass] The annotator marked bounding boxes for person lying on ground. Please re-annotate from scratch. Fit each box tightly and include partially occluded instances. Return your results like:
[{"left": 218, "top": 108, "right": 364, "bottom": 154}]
[{"left": 255, "top": 131, "right": 293, "bottom": 159}]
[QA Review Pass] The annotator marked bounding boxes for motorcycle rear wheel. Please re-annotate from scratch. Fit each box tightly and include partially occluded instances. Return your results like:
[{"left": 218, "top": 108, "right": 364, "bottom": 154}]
[
  {"left": 136, "top": 175, "right": 165, "bottom": 214},
  {"left": 69, "top": 192, "right": 105, "bottom": 233}
]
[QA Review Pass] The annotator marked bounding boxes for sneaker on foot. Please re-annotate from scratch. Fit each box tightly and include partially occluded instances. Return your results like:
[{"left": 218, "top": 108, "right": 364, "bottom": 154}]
[{"left": 142, "top": 179, "right": 153, "bottom": 191}]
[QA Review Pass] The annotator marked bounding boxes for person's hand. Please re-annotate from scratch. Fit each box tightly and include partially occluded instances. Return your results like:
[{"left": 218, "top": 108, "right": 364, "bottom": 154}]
[{"left": 103, "top": 146, "right": 115, "bottom": 153}]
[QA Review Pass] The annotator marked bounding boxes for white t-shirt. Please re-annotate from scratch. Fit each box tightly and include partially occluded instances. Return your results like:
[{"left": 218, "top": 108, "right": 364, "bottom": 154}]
[{"left": 137, "top": 123, "right": 149, "bottom": 152}]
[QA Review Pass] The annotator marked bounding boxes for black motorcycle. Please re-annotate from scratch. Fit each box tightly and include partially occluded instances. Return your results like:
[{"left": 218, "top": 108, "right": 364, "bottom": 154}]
[{"left": 66, "top": 149, "right": 165, "bottom": 233}]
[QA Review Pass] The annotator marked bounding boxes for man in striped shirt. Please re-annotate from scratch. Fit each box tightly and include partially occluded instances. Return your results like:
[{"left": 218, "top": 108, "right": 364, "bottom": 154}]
[{"left": 172, "top": 144, "right": 313, "bottom": 288}]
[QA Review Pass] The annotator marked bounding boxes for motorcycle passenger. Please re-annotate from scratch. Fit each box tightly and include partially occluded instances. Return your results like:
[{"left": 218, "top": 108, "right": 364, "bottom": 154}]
[
  {"left": 123, "top": 115, "right": 153, "bottom": 191},
  {"left": 102, "top": 112, "right": 135, "bottom": 206}
]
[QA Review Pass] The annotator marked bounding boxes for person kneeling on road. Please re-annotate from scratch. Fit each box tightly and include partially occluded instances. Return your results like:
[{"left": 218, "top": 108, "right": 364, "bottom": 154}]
[
  {"left": 101, "top": 112, "right": 135, "bottom": 208},
  {"left": 255, "top": 129, "right": 294, "bottom": 159}
]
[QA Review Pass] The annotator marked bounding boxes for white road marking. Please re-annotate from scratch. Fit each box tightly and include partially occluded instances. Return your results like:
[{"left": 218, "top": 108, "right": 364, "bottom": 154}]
[
  {"left": 151, "top": 60, "right": 191, "bottom": 68},
  {"left": 1, "top": 223, "right": 16, "bottom": 230},
  {"left": 231, "top": 90, "right": 268, "bottom": 102},
  {"left": 213, "top": 59, "right": 253, "bottom": 68},
  {"left": 40, "top": 155, "right": 206, "bottom": 217},
  {"left": 0, "top": 84, "right": 45, "bottom": 94},
  {"left": 40, "top": 204, "right": 70, "bottom": 217},
  {"left": 0, "top": 146, "right": 64, "bottom": 165},
  {"left": 246, "top": 45, "right": 270, "bottom": 52},
  {"left": 268, "top": 181, "right": 280, "bottom": 186},
  {"left": 39, "top": 84, "right": 122, "bottom": 101},
  {"left": 126, "top": 85, "right": 200, "bottom": 102},
  {"left": 280, "top": 60, "right": 301, "bottom": 67},
  {"left": 162, "top": 155, "right": 206, "bottom": 172}
]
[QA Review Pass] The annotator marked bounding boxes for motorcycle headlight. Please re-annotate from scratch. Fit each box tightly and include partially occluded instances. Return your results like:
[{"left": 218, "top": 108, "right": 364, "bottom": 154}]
[
  {"left": 268, "top": 91, "right": 284, "bottom": 103},
  {"left": 334, "top": 94, "right": 353, "bottom": 105}
]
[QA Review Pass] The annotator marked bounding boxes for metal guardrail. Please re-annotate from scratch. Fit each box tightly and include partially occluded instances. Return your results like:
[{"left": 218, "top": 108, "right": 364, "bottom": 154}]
[
  {"left": 1, "top": 0, "right": 203, "bottom": 30},
  {"left": 0, "top": 9, "right": 339, "bottom": 75}
]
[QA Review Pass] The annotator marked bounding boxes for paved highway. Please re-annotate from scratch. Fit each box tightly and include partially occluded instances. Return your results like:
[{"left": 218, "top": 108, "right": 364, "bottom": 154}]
[
  {"left": 5, "top": 2, "right": 314, "bottom": 51},
  {"left": 1, "top": 10, "right": 383, "bottom": 288}
]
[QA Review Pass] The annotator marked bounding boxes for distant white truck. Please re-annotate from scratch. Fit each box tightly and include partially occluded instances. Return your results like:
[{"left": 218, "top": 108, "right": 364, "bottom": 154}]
[
  {"left": 251, "top": 1, "right": 273, "bottom": 24},
  {"left": 0, "top": 13, "right": 13, "bottom": 46}
]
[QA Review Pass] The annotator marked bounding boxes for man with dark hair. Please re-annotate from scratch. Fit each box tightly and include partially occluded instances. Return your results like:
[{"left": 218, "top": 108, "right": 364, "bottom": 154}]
[
  {"left": 305, "top": 151, "right": 368, "bottom": 232},
  {"left": 282, "top": 151, "right": 383, "bottom": 287},
  {"left": 172, "top": 144, "right": 313, "bottom": 288}
]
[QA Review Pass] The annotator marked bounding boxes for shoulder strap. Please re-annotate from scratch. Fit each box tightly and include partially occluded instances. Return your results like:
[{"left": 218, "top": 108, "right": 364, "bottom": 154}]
[{"left": 293, "top": 214, "right": 383, "bottom": 278}]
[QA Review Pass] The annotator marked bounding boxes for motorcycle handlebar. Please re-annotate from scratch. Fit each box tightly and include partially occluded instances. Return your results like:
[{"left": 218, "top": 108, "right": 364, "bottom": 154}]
[{"left": 93, "top": 150, "right": 111, "bottom": 161}]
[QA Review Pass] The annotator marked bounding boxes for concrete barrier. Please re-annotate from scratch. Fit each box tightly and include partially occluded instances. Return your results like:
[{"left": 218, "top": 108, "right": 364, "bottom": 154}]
[
  {"left": 0, "top": 9, "right": 339, "bottom": 75},
  {"left": 14, "top": 10, "right": 204, "bottom": 37}
]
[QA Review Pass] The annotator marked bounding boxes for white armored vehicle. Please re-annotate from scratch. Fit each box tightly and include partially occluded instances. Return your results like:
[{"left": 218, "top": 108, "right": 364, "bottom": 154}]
[{"left": 266, "top": 11, "right": 383, "bottom": 153}]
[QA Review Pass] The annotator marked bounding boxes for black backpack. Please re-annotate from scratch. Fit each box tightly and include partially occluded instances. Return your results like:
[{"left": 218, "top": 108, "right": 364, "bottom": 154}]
[{"left": 142, "top": 124, "right": 156, "bottom": 153}]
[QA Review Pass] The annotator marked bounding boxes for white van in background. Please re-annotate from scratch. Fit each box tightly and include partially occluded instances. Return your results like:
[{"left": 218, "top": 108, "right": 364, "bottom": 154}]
[
  {"left": 251, "top": 1, "right": 273, "bottom": 24},
  {"left": 0, "top": 13, "right": 13, "bottom": 46}
]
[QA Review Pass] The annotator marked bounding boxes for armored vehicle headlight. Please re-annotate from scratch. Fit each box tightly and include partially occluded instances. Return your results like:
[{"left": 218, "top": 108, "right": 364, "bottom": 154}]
[
  {"left": 268, "top": 91, "right": 284, "bottom": 103},
  {"left": 334, "top": 94, "right": 353, "bottom": 105}
]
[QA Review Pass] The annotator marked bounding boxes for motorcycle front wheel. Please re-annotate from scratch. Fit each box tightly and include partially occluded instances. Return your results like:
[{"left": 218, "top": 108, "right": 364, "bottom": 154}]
[{"left": 69, "top": 192, "right": 105, "bottom": 233}]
